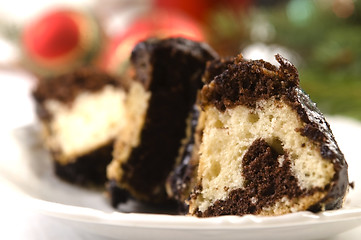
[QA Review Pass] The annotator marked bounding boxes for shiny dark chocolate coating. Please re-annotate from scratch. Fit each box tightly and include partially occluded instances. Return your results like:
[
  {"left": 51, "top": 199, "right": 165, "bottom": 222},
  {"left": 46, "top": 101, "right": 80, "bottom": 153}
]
[{"left": 167, "top": 105, "right": 200, "bottom": 212}]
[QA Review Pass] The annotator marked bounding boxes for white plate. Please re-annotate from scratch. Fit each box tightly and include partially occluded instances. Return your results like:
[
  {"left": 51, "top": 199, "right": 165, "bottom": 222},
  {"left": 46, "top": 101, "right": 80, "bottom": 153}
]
[{"left": 1, "top": 116, "right": 361, "bottom": 240}]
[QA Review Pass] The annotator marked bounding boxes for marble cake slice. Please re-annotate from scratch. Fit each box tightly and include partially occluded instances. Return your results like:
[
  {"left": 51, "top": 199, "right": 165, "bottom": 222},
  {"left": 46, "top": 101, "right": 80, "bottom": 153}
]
[
  {"left": 33, "top": 67, "right": 127, "bottom": 185},
  {"left": 168, "top": 54, "right": 349, "bottom": 217}
]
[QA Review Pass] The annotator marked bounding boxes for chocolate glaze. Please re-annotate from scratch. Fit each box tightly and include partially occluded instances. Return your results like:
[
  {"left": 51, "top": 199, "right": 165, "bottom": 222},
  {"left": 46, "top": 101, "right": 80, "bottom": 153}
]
[
  {"left": 166, "top": 105, "right": 200, "bottom": 211},
  {"left": 112, "top": 38, "right": 218, "bottom": 204},
  {"left": 196, "top": 139, "right": 321, "bottom": 217},
  {"left": 54, "top": 142, "right": 114, "bottom": 186},
  {"left": 181, "top": 54, "right": 348, "bottom": 215},
  {"left": 33, "top": 67, "right": 124, "bottom": 120},
  {"left": 293, "top": 87, "right": 349, "bottom": 210}
]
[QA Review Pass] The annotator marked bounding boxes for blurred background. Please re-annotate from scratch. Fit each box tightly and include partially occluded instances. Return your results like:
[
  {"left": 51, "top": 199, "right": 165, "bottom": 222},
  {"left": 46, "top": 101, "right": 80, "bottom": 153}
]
[{"left": 0, "top": 0, "right": 360, "bottom": 120}]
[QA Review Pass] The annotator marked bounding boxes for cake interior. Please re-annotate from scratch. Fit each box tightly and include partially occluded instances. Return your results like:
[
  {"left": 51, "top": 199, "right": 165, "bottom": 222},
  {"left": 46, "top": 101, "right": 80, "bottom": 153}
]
[
  {"left": 190, "top": 98, "right": 335, "bottom": 216},
  {"left": 43, "top": 85, "right": 127, "bottom": 164}
]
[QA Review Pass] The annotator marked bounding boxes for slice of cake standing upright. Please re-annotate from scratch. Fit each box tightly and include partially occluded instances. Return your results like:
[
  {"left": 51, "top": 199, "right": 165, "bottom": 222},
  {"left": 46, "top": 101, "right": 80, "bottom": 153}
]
[{"left": 169, "top": 54, "right": 349, "bottom": 217}]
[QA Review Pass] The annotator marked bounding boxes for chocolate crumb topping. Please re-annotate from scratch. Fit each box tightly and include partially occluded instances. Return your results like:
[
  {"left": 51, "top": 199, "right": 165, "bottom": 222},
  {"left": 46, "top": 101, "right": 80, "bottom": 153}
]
[
  {"left": 201, "top": 54, "right": 299, "bottom": 111},
  {"left": 202, "top": 58, "right": 234, "bottom": 84},
  {"left": 33, "top": 67, "right": 124, "bottom": 120}
]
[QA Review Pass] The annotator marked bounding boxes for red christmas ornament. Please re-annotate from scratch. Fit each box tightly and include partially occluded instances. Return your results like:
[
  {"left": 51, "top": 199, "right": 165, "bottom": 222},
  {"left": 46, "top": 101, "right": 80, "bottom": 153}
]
[
  {"left": 22, "top": 9, "right": 102, "bottom": 75},
  {"left": 25, "top": 11, "right": 80, "bottom": 59},
  {"left": 153, "top": 0, "right": 210, "bottom": 22},
  {"left": 101, "top": 9, "right": 205, "bottom": 74},
  {"left": 153, "top": 0, "right": 253, "bottom": 22}
]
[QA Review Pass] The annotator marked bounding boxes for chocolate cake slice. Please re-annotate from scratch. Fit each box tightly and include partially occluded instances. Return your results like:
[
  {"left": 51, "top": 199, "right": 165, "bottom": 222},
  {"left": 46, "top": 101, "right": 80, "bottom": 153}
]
[
  {"left": 33, "top": 67, "right": 127, "bottom": 185},
  {"left": 107, "top": 38, "right": 218, "bottom": 205},
  {"left": 168, "top": 54, "right": 349, "bottom": 217}
]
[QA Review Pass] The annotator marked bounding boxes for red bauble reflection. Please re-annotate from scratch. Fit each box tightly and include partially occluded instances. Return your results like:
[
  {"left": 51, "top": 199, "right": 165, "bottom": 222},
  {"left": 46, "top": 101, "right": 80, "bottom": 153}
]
[
  {"left": 23, "top": 10, "right": 81, "bottom": 60},
  {"left": 102, "top": 10, "right": 205, "bottom": 73}
]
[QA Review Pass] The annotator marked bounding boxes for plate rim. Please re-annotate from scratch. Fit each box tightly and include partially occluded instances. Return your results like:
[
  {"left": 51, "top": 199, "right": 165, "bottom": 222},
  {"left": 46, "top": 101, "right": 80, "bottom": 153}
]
[{"left": 24, "top": 192, "right": 361, "bottom": 230}]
